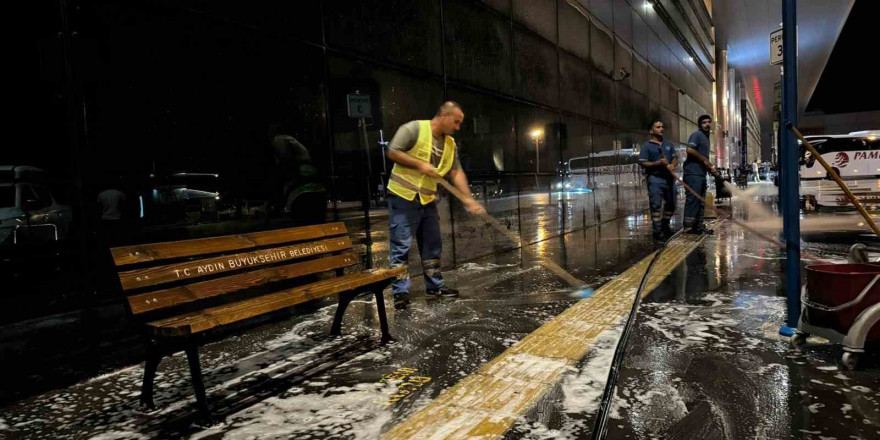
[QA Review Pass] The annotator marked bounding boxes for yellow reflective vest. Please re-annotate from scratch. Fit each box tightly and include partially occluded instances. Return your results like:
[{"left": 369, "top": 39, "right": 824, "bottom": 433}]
[{"left": 387, "top": 120, "right": 456, "bottom": 205}]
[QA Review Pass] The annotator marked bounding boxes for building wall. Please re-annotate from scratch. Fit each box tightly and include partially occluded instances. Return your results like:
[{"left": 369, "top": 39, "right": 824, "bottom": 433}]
[
  {"left": 742, "top": 93, "right": 762, "bottom": 163},
  {"left": 725, "top": 67, "right": 743, "bottom": 167},
  {"left": 5, "top": 0, "right": 715, "bottom": 324},
  {"left": 715, "top": 48, "right": 729, "bottom": 168}
]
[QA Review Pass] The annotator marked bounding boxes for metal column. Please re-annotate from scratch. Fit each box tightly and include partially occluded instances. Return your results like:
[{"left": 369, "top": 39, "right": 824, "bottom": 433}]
[{"left": 779, "top": 0, "right": 800, "bottom": 336}]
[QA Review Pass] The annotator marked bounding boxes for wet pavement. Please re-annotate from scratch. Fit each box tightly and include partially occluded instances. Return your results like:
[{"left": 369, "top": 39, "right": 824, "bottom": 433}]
[
  {"left": 2, "top": 185, "right": 880, "bottom": 439},
  {"left": 507, "top": 223, "right": 880, "bottom": 440}
]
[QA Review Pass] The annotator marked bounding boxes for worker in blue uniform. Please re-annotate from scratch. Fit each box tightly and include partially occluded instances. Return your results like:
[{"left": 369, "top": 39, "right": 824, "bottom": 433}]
[
  {"left": 683, "top": 115, "right": 718, "bottom": 234},
  {"left": 639, "top": 120, "right": 679, "bottom": 240}
]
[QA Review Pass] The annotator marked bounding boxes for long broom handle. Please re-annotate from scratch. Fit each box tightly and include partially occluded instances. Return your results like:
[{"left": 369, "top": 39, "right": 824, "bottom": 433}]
[
  {"left": 667, "top": 168, "right": 832, "bottom": 264},
  {"left": 435, "top": 178, "right": 586, "bottom": 287},
  {"left": 669, "top": 169, "right": 781, "bottom": 246},
  {"left": 788, "top": 123, "right": 880, "bottom": 238},
  {"left": 683, "top": 147, "right": 720, "bottom": 178},
  {"left": 435, "top": 179, "right": 522, "bottom": 245}
]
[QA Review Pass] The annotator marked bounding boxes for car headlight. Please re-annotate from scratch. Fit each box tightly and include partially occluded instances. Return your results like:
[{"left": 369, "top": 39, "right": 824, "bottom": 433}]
[{"left": 555, "top": 182, "right": 563, "bottom": 189}]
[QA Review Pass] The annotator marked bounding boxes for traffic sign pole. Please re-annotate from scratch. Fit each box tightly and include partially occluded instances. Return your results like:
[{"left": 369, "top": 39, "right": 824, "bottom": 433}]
[
  {"left": 779, "top": 0, "right": 800, "bottom": 336},
  {"left": 347, "top": 91, "right": 374, "bottom": 267}
]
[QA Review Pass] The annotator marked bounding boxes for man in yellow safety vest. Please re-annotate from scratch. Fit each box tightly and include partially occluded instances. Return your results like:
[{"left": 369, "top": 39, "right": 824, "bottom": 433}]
[{"left": 385, "top": 101, "right": 485, "bottom": 309}]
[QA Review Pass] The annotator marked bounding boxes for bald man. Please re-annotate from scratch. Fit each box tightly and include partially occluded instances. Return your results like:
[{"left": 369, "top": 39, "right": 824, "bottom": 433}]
[{"left": 385, "top": 101, "right": 485, "bottom": 309}]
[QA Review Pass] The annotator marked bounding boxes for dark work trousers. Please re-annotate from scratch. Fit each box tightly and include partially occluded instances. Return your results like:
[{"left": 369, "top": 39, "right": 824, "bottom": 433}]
[
  {"left": 388, "top": 194, "right": 444, "bottom": 297},
  {"left": 647, "top": 175, "right": 676, "bottom": 232},
  {"left": 683, "top": 173, "right": 707, "bottom": 230}
]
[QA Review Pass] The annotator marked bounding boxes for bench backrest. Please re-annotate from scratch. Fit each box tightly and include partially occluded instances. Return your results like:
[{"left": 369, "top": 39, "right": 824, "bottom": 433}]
[{"left": 110, "top": 222, "right": 356, "bottom": 317}]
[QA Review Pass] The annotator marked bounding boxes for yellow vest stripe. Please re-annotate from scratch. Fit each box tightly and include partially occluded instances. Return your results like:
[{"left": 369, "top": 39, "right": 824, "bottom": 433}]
[{"left": 389, "top": 174, "right": 437, "bottom": 195}]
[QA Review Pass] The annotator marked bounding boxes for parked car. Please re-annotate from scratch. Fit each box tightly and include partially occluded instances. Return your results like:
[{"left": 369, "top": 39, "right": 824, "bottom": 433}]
[{"left": 0, "top": 166, "right": 72, "bottom": 245}]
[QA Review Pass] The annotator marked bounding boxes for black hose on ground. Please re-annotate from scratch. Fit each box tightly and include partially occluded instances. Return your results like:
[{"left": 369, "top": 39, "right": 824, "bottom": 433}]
[{"left": 589, "top": 227, "right": 685, "bottom": 440}]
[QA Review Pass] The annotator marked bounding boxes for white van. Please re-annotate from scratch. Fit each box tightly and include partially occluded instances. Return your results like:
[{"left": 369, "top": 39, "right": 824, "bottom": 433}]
[{"left": 0, "top": 166, "right": 72, "bottom": 245}]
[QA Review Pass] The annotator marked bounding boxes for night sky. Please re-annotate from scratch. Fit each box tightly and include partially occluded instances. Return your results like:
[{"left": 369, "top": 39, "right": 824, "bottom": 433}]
[{"left": 806, "top": 0, "right": 880, "bottom": 114}]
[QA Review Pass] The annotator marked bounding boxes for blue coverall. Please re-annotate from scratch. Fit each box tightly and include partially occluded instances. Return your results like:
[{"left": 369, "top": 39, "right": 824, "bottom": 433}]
[
  {"left": 639, "top": 140, "right": 678, "bottom": 235},
  {"left": 684, "top": 130, "right": 711, "bottom": 230}
]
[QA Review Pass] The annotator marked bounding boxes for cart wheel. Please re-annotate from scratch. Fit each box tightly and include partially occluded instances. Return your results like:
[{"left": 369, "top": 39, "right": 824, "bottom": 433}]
[
  {"left": 791, "top": 333, "right": 808, "bottom": 349},
  {"left": 841, "top": 352, "right": 859, "bottom": 371}
]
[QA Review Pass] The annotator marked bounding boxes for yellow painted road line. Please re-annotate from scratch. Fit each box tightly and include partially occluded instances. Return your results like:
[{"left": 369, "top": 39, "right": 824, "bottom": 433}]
[{"left": 382, "top": 228, "right": 715, "bottom": 440}]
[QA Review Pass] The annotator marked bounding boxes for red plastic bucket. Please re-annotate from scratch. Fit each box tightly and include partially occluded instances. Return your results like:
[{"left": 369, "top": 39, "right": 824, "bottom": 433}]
[{"left": 804, "top": 263, "right": 880, "bottom": 340}]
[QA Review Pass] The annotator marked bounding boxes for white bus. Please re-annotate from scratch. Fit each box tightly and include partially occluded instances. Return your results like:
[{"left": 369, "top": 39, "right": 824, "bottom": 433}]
[
  {"left": 557, "top": 143, "right": 689, "bottom": 192},
  {"left": 557, "top": 151, "right": 639, "bottom": 192},
  {"left": 800, "top": 131, "right": 880, "bottom": 210}
]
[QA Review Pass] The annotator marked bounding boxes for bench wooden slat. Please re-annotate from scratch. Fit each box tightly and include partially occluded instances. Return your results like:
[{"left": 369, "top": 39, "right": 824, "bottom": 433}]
[
  {"left": 118, "top": 236, "right": 353, "bottom": 290},
  {"left": 128, "top": 253, "right": 360, "bottom": 315},
  {"left": 111, "top": 222, "right": 348, "bottom": 266},
  {"left": 147, "top": 267, "right": 405, "bottom": 337},
  {"left": 146, "top": 268, "right": 401, "bottom": 332}
]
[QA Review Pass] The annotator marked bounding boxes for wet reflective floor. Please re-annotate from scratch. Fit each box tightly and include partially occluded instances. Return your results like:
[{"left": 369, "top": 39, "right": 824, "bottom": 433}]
[
  {"left": 2, "top": 187, "right": 880, "bottom": 439},
  {"left": 505, "top": 222, "right": 880, "bottom": 440},
  {"left": 609, "top": 229, "right": 880, "bottom": 440}
]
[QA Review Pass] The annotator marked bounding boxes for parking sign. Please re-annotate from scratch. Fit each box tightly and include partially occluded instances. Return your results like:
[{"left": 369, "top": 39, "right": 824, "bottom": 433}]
[
  {"left": 347, "top": 94, "right": 371, "bottom": 118},
  {"left": 770, "top": 29, "right": 783, "bottom": 65}
]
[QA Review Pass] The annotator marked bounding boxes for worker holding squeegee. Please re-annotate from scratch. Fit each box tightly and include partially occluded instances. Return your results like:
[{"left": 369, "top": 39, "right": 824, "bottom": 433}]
[
  {"left": 639, "top": 121, "right": 680, "bottom": 241},
  {"left": 385, "top": 101, "right": 485, "bottom": 310},
  {"left": 683, "top": 115, "right": 718, "bottom": 235}
]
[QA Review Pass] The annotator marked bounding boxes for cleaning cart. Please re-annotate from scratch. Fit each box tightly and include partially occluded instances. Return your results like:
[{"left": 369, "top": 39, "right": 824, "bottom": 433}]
[{"left": 792, "top": 263, "right": 880, "bottom": 369}]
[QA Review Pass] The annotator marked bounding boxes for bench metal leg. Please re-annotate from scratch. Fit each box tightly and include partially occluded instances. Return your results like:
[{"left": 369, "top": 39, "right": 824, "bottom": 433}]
[
  {"left": 140, "top": 341, "right": 162, "bottom": 411},
  {"left": 330, "top": 291, "right": 355, "bottom": 336},
  {"left": 374, "top": 288, "right": 393, "bottom": 344},
  {"left": 184, "top": 344, "right": 211, "bottom": 420}
]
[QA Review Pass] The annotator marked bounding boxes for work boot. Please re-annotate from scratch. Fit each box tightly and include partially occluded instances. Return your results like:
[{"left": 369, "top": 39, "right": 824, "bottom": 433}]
[
  {"left": 652, "top": 221, "right": 663, "bottom": 241},
  {"left": 426, "top": 287, "right": 459, "bottom": 298},
  {"left": 393, "top": 294, "right": 411, "bottom": 310},
  {"left": 661, "top": 219, "right": 674, "bottom": 238}
]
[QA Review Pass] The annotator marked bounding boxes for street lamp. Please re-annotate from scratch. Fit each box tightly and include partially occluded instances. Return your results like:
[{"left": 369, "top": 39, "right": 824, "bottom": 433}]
[{"left": 531, "top": 128, "right": 544, "bottom": 189}]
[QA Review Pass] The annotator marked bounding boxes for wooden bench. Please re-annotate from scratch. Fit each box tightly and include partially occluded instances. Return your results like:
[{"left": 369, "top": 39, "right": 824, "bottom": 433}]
[{"left": 110, "top": 222, "right": 403, "bottom": 419}]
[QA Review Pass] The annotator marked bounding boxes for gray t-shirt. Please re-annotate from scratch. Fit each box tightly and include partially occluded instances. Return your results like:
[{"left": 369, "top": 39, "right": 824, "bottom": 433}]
[
  {"left": 97, "top": 188, "right": 127, "bottom": 220},
  {"left": 388, "top": 121, "right": 461, "bottom": 170},
  {"left": 684, "top": 130, "right": 710, "bottom": 176}
]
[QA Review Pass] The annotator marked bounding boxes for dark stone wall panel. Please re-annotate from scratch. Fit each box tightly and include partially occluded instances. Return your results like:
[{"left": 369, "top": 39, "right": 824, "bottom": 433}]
[
  {"left": 591, "top": 71, "right": 615, "bottom": 123},
  {"left": 590, "top": 0, "right": 614, "bottom": 28},
  {"left": 648, "top": 67, "right": 660, "bottom": 99},
  {"left": 632, "top": 56, "right": 647, "bottom": 95},
  {"left": 559, "top": 51, "right": 592, "bottom": 117},
  {"left": 447, "top": 86, "right": 517, "bottom": 173},
  {"left": 632, "top": 10, "right": 648, "bottom": 58},
  {"left": 614, "top": 39, "right": 634, "bottom": 88},
  {"left": 155, "top": 0, "right": 322, "bottom": 43},
  {"left": 560, "top": 115, "right": 592, "bottom": 161},
  {"left": 590, "top": 19, "right": 614, "bottom": 75},
  {"left": 480, "top": 0, "right": 511, "bottom": 15},
  {"left": 559, "top": 0, "right": 590, "bottom": 60},
  {"left": 445, "top": 0, "right": 514, "bottom": 94},
  {"left": 514, "top": 30, "right": 559, "bottom": 106},
  {"left": 325, "top": 0, "right": 443, "bottom": 74},
  {"left": 613, "top": 0, "right": 632, "bottom": 45},
  {"left": 513, "top": 0, "right": 558, "bottom": 43}
]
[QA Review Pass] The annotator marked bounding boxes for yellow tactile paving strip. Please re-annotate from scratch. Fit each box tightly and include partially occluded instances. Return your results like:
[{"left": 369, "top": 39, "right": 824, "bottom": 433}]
[{"left": 382, "top": 228, "right": 715, "bottom": 440}]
